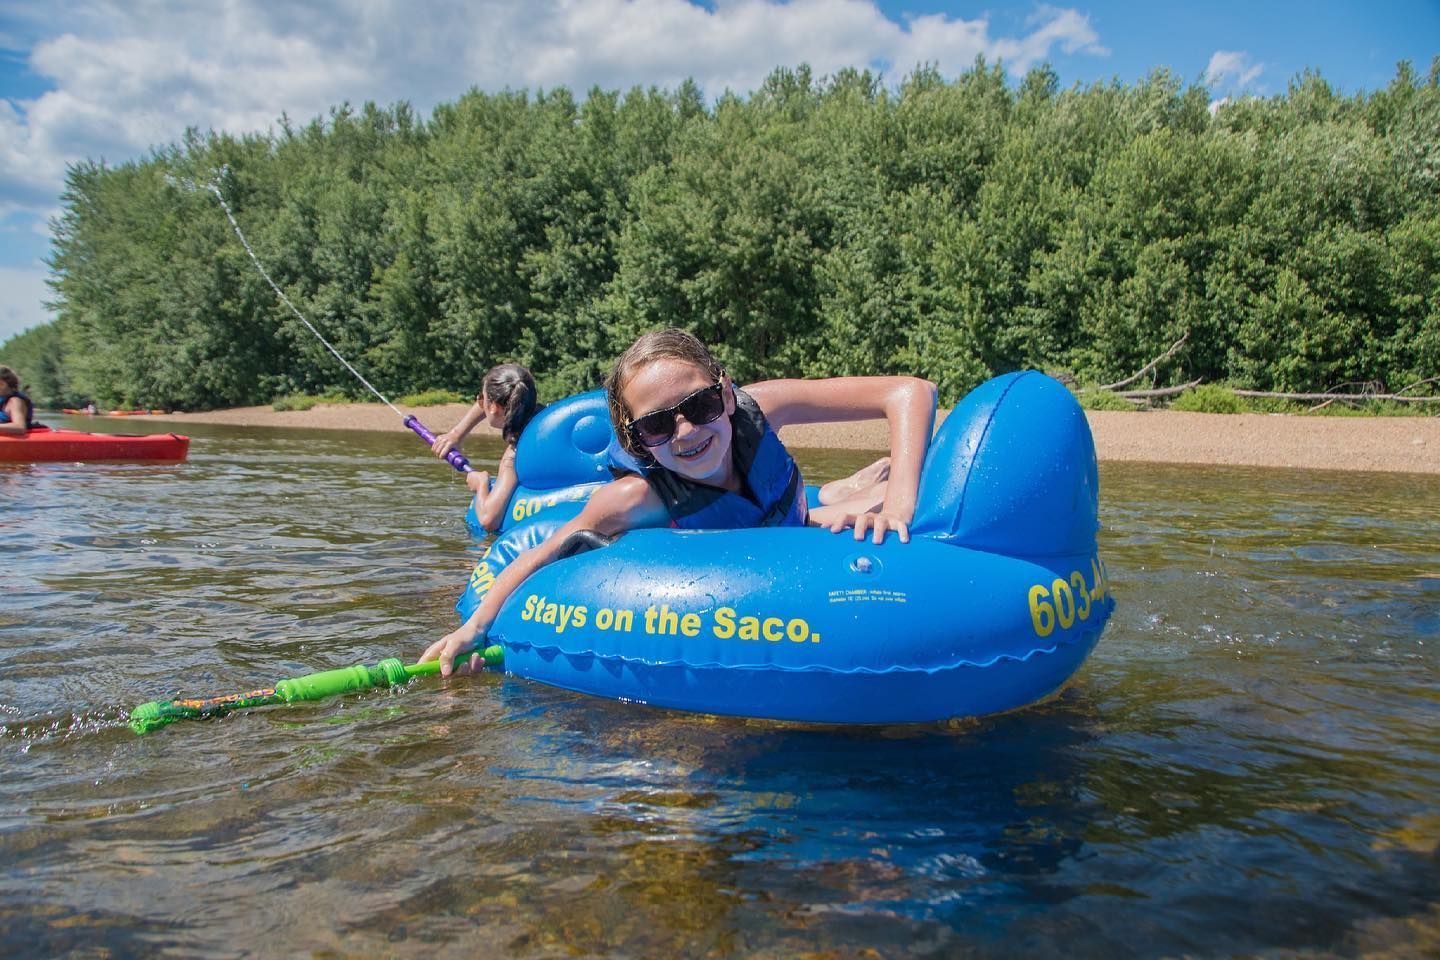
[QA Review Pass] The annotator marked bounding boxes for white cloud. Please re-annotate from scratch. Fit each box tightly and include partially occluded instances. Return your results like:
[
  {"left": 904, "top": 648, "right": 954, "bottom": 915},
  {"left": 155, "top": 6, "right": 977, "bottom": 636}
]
[
  {"left": 0, "top": 1, "right": 1110, "bottom": 339},
  {"left": 0, "top": 263, "right": 54, "bottom": 343},
  {"left": 1, "top": 0, "right": 1110, "bottom": 211},
  {"left": 1204, "top": 49, "right": 1263, "bottom": 91}
]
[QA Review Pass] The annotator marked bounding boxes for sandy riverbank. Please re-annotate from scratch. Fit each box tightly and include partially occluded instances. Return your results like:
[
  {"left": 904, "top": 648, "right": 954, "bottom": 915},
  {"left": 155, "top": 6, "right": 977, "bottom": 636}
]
[{"left": 115, "top": 400, "right": 1440, "bottom": 475}]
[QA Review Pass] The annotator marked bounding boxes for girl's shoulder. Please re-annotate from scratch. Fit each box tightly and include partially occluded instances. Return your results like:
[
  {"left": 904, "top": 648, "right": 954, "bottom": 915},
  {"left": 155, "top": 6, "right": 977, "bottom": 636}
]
[{"left": 588, "top": 473, "right": 655, "bottom": 509}]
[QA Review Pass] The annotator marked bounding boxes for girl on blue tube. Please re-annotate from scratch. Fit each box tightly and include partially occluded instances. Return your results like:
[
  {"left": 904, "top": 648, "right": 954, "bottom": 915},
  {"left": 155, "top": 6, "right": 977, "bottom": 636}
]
[
  {"left": 422, "top": 328, "right": 935, "bottom": 674},
  {"left": 429, "top": 363, "right": 544, "bottom": 533}
]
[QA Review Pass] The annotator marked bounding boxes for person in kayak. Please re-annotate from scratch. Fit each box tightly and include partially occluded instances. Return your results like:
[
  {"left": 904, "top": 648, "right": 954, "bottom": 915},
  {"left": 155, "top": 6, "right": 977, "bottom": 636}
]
[
  {"left": 429, "top": 363, "right": 546, "bottom": 534},
  {"left": 422, "top": 327, "right": 936, "bottom": 674},
  {"left": 0, "top": 366, "right": 38, "bottom": 436}
]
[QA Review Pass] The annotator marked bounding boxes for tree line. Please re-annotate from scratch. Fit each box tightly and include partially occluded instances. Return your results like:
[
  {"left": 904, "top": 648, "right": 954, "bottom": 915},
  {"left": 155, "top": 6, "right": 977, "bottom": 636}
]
[{"left": 6, "top": 59, "right": 1437, "bottom": 410}]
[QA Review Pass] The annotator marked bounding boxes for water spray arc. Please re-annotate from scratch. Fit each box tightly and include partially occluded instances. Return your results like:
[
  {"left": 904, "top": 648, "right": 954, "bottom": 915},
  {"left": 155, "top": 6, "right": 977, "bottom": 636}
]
[
  {"left": 121, "top": 171, "right": 501, "bottom": 737},
  {"left": 190, "top": 168, "right": 473, "bottom": 474}
]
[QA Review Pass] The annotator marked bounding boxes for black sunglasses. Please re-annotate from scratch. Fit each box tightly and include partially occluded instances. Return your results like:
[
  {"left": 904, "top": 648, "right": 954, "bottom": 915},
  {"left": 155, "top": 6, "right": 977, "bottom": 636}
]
[{"left": 628, "top": 382, "right": 727, "bottom": 447}]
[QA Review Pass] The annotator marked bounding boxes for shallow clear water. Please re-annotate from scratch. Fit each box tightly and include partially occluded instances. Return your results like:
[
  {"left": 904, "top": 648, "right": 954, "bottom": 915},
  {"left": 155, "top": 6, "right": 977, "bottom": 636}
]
[{"left": 2, "top": 418, "right": 1437, "bottom": 958}]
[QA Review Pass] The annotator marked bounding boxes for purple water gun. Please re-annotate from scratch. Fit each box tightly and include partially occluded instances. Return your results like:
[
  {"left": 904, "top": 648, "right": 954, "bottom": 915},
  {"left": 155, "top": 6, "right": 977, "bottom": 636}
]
[{"left": 403, "top": 415, "right": 473, "bottom": 474}]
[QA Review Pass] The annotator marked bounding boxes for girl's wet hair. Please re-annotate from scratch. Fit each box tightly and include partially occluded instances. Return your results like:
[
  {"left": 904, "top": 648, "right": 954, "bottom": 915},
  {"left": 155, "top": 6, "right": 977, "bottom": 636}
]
[
  {"left": 481, "top": 363, "right": 541, "bottom": 446},
  {"left": 0, "top": 366, "right": 18, "bottom": 392},
  {"left": 605, "top": 328, "right": 724, "bottom": 458}
]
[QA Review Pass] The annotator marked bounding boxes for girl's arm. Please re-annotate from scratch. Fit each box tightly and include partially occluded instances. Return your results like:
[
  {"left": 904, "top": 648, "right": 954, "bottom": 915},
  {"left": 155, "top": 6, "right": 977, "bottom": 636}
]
[
  {"left": 747, "top": 376, "right": 936, "bottom": 538},
  {"left": 0, "top": 397, "right": 27, "bottom": 436},
  {"left": 421, "top": 476, "right": 668, "bottom": 675},
  {"left": 474, "top": 445, "right": 520, "bottom": 532},
  {"left": 432, "top": 401, "right": 487, "bottom": 459}
]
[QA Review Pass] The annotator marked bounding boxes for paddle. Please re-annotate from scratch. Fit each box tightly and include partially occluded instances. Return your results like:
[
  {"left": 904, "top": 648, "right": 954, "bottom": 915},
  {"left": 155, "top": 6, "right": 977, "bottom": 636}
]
[{"left": 128, "top": 647, "right": 504, "bottom": 734}]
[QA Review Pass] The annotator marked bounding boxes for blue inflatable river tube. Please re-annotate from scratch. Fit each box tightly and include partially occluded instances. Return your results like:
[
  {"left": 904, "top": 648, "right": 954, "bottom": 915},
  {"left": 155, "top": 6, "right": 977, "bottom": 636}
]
[{"left": 456, "top": 371, "right": 1113, "bottom": 724}]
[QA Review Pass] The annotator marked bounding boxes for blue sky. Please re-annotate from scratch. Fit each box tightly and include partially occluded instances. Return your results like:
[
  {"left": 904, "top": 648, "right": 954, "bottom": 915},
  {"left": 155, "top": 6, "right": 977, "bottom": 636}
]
[{"left": 1, "top": 0, "right": 1436, "bottom": 344}]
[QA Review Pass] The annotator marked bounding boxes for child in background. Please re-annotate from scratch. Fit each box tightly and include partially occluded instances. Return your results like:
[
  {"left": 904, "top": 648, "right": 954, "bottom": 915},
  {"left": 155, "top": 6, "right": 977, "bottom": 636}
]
[
  {"left": 423, "top": 328, "right": 936, "bottom": 674},
  {"left": 0, "top": 366, "right": 37, "bottom": 436},
  {"left": 430, "top": 363, "right": 544, "bottom": 533}
]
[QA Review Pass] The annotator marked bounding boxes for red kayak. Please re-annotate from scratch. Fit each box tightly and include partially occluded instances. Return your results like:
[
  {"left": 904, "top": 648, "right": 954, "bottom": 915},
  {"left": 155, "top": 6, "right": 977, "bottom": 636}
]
[{"left": 0, "top": 426, "right": 190, "bottom": 463}]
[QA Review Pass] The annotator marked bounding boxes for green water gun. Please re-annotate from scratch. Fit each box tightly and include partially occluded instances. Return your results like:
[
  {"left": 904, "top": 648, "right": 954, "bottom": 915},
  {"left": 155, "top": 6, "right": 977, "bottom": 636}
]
[{"left": 128, "top": 646, "right": 504, "bottom": 734}]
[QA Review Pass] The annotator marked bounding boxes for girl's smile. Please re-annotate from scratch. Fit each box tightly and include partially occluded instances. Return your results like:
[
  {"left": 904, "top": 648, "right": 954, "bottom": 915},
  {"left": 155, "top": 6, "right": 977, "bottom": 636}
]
[{"left": 673, "top": 432, "right": 714, "bottom": 460}]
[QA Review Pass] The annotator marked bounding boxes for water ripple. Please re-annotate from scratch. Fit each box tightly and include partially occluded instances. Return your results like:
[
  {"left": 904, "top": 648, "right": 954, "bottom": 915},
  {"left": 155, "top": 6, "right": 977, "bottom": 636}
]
[{"left": 0, "top": 428, "right": 1436, "bottom": 956}]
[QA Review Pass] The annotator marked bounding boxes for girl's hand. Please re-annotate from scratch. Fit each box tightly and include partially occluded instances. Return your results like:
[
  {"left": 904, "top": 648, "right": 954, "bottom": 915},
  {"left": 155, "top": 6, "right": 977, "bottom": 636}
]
[
  {"left": 420, "top": 624, "right": 486, "bottom": 677},
  {"left": 827, "top": 510, "right": 910, "bottom": 544},
  {"left": 431, "top": 430, "right": 463, "bottom": 459},
  {"left": 465, "top": 469, "right": 491, "bottom": 495}
]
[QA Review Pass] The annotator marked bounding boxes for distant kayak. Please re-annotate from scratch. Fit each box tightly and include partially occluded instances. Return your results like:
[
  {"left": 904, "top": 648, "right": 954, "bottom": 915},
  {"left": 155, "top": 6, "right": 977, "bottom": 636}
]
[
  {"left": 0, "top": 426, "right": 190, "bottom": 463},
  {"left": 63, "top": 408, "right": 167, "bottom": 416}
]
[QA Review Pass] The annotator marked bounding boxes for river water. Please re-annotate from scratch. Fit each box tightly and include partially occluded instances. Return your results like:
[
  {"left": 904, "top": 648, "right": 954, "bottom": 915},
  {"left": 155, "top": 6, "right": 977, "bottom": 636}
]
[{"left": 2, "top": 417, "right": 1437, "bottom": 958}]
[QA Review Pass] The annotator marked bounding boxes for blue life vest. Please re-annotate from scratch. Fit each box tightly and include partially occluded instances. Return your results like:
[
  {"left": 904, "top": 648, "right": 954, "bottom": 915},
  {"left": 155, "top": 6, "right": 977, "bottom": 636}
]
[
  {"left": 614, "top": 387, "right": 808, "bottom": 529},
  {"left": 0, "top": 390, "right": 36, "bottom": 428}
]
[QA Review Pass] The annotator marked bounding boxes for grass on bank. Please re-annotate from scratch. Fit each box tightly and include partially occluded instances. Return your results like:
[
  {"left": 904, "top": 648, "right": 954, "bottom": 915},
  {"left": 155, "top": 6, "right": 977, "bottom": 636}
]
[
  {"left": 1076, "top": 382, "right": 1434, "bottom": 416},
  {"left": 395, "top": 389, "right": 468, "bottom": 407},
  {"left": 270, "top": 391, "right": 349, "bottom": 411},
  {"left": 272, "top": 384, "right": 1430, "bottom": 417},
  {"left": 271, "top": 389, "right": 467, "bottom": 411}
]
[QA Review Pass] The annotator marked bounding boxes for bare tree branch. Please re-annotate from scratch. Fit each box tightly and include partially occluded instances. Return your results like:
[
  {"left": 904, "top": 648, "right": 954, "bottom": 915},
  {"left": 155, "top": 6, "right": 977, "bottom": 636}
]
[
  {"left": 1395, "top": 376, "right": 1440, "bottom": 397},
  {"left": 1089, "top": 332, "right": 1190, "bottom": 392},
  {"left": 1232, "top": 389, "right": 1440, "bottom": 403},
  {"left": 1116, "top": 379, "right": 1203, "bottom": 399}
]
